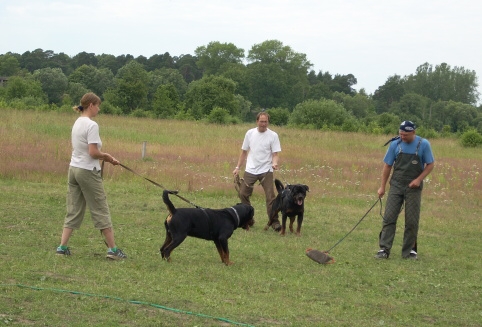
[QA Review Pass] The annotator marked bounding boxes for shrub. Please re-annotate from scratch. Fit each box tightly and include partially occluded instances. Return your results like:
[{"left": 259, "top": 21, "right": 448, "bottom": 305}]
[
  {"left": 174, "top": 110, "right": 195, "bottom": 121},
  {"left": 341, "top": 118, "right": 361, "bottom": 132},
  {"left": 441, "top": 125, "right": 452, "bottom": 137},
  {"left": 289, "top": 99, "right": 352, "bottom": 129},
  {"left": 100, "top": 101, "right": 123, "bottom": 115},
  {"left": 0, "top": 99, "right": 8, "bottom": 109},
  {"left": 19, "top": 96, "right": 47, "bottom": 108},
  {"left": 228, "top": 116, "right": 241, "bottom": 124},
  {"left": 267, "top": 107, "right": 290, "bottom": 126},
  {"left": 417, "top": 127, "right": 439, "bottom": 139},
  {"left": 207, "top": 107, "right": 230, "bottom": 124},
  {"left": 4, "top": 96, "right": 46, "bottom": 110},
  {"left": 362, "top": 121, "right": 383, "bottom": 135},
  {"left": 130, "top": 108, "right": 153, "bottom": 118},
  {"left": 460, "top": 129, "right": 482, "bottom": 147},
  {"left": 375, "top": 112, "right": 400, "bottom": 134}
]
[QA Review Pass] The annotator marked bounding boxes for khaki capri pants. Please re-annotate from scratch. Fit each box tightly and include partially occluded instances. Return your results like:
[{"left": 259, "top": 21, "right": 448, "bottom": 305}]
[{"left": 63, "top": 166, "right": 113, "bottom": 230}]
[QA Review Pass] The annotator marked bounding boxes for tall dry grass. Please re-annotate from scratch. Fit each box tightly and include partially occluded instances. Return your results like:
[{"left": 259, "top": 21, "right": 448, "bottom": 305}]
[
  {"left": 1, "top": 108, "right": 480, "bottom": 235},
  {"left": 1, "top": 108, "right": 480, "bottom": 204}
]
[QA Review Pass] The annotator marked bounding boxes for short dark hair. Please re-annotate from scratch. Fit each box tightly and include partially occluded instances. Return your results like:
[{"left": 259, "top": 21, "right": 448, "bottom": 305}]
[{"left": 256, "top": 112, "right": 270, "bottom": 122}]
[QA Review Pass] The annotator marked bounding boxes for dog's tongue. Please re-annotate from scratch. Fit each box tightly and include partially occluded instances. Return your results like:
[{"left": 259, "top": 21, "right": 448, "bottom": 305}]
[{"left": 297, "top": 199, "right": 303, "bottom": 206}]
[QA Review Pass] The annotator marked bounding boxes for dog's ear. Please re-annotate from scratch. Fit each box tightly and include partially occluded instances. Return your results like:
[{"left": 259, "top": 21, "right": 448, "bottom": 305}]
[{"left": 304, "top": 185, "right": 310, "bottom": 192}]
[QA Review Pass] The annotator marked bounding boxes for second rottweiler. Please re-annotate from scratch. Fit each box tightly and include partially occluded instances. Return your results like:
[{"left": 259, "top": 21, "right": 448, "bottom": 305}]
[
  {"left": 160, "top": 190, "right": 255, "bottom": 265},
  {"left": 268, "top": 179, "right": 309, "bottom": 236}
]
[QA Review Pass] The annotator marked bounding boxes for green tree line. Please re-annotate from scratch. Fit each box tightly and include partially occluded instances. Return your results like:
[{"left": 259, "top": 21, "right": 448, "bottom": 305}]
[{"left": 1, "top": 40, "right": 481, "bottom": 143}]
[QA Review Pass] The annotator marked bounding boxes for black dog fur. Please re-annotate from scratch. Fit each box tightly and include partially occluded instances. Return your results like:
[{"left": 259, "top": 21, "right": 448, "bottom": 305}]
[
  {"left": 160, "top": 190, "right": 255, "bottom": 265},
  {"left": 270, "top": 179, "right": 309, "bottom": 236}
]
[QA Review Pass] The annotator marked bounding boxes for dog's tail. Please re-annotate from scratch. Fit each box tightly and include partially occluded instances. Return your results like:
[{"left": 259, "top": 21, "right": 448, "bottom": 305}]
[
  {"left": 162, "top": 190, "right": 178, "bottom": 216},
  {"left": 274, "top": 179, "right": 284, "bottom": 194}
]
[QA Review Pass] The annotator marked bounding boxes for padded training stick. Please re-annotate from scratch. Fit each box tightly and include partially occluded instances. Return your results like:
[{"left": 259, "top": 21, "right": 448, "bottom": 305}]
[
  {"left": 306, "top": 248, "right": 335, "bottom": 264},
  {"left": 305, "top": 198, "right": 382, "bottom": 265}
]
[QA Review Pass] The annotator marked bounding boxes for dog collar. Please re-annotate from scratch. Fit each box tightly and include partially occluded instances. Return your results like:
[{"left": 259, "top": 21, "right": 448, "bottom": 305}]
[{"left": 229, "top": 207, "right": 240, "bottom": 226}]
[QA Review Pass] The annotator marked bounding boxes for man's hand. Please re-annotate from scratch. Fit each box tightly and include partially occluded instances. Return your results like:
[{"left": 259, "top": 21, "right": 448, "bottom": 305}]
[
  {"left": 377, "top": 186, "right": 385, "bottom": 198},
  {"left": 409, "top": 179, "right": 421, "bottom": 188}
]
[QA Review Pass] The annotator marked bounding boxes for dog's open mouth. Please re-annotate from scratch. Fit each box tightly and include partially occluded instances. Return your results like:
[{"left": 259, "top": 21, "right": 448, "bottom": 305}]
[{"left": 296, "top": 198, "right": 304, "bottom": 206}]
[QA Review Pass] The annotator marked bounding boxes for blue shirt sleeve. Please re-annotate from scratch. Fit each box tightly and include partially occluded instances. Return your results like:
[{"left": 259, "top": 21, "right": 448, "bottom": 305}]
[
  {"left": 420, "top": 139, "right": 435, "bottom": 166},
  {"left": 383, "top": 142, "right": 398, "bottom": 166}
]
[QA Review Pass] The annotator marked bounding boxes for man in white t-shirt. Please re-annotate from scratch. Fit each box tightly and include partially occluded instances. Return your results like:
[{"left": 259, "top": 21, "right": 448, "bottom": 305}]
[{"left": 233, "top": 112, "right": 282, "bottom": 231}]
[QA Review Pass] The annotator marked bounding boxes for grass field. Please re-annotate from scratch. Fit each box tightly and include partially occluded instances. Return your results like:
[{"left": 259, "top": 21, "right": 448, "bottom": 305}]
[{"left": 1, "top": 109, "right": 481, "bottom": 326}]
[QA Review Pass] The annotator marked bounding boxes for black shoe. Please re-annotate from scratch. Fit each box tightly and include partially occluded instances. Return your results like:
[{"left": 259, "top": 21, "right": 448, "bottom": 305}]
[
  {"left": 404, "top": 250, "right": 418, "bottom": 260},
  {"left": 56, "top": 247, "right": 71, "bottom": 256},
  {"left": 374, "top": 250, "right": 389, "bottom": 259}
]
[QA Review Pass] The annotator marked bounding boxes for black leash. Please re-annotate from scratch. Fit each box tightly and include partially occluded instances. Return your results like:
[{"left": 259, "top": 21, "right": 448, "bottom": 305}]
[
  {"left": 115, "top": 162, "right": 203, "bottom": 209},
  {"left": 326, "top": 198, "right": 383, "bottom": 253}
]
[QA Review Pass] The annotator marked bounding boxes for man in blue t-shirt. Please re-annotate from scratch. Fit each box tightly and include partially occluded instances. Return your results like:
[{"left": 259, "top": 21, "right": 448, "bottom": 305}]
[{"left": 375, "top": 121, "right": 435, "bottom": 260}]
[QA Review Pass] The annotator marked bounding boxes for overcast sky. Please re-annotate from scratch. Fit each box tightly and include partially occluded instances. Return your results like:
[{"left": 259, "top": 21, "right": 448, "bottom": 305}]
[{"left": 2, "top": 0, "right": 481, "bottom": 97}]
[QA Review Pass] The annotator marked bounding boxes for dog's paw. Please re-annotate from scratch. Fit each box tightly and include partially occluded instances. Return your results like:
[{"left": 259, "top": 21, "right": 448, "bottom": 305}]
[{"left": 272, "top": 222, "right": 282, "bottom": 232}]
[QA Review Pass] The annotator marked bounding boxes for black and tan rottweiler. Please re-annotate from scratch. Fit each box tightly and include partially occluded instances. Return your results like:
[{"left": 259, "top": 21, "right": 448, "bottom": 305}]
[
  {"left": 269, "top": 179, "right": 309, "bottom": 236},
  {"left": 160, "top": 190, "right": 255, "bottom": 265}
]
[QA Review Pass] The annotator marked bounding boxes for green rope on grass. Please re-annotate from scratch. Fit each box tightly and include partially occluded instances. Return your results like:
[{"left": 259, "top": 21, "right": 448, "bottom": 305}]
[{"left": 1, "top": 283, "right": 255, "bottom": 327}]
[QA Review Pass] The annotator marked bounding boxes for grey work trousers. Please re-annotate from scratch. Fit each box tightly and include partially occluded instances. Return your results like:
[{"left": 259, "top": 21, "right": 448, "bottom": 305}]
[{"left": 379, "top": 182, "right": 421, "bottom": 258}]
